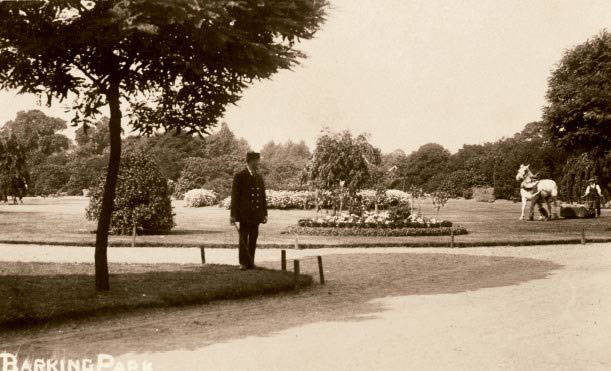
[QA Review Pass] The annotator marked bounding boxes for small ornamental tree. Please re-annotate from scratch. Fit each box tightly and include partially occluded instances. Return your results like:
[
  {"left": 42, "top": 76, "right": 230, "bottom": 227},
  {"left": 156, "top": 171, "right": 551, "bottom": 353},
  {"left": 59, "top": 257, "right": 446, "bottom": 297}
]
[
  {"left": 305, "top": 129, "right": 381, "bottom": 212},
  {"left": 86, "top": 151, "right": 174, "bottom": 235},
  {"left": 0, "top": 0, "right": 328, "bottom": 290},
  {"left": 431, "top": 191, "right": 449, "bottom": 219}
]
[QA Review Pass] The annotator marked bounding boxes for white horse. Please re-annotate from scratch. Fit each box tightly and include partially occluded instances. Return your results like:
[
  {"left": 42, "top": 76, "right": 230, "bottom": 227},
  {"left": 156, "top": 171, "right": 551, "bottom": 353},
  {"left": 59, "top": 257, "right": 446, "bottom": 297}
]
[{"left": 515, "top": 164, "right": 559, "bottom": 220}]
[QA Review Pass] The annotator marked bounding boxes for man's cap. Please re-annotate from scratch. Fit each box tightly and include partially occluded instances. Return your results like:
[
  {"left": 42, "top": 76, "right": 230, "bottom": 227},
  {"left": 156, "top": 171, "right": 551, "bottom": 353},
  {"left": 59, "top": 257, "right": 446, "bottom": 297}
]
[
  {"left": 246, "top": 152, "right": 260, "bottom": 161},
  {"left": 588, "top": 177, "right": 596, "bottom": 182}
]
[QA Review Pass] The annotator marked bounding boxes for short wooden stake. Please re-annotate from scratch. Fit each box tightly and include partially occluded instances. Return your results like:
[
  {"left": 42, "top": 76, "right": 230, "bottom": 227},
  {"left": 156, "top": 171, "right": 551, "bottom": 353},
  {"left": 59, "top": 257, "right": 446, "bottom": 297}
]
[
  {"left": 200, "top": 246, "right": 206, "bottom": 264},
  {"left": 294, "top": 237, "right": 299, "bottom": 250},
  {"left": 293, "top": 260, "right": 300, "bottom": 289},
  {"left": 450, "top": 228, "right": 455, "bottom": 248},
  {"left": 581, "top": 227, "right": 586, "bottom": 245},
  {"left": 132, "top": 224, "right": 136, "bottom": 248},
  {"left": 317, "top": 256, "right": 325, "bottom": 285},
  {"left": 281, "top": 250, "right": 286, "bottom": 271}
]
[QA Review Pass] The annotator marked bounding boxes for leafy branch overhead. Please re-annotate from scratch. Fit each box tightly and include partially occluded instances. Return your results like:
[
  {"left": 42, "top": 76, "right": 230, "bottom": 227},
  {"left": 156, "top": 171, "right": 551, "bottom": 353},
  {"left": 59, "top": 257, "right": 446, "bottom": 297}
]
[{"left": 0, "top": 0, "right": 329, "bottom": 134}]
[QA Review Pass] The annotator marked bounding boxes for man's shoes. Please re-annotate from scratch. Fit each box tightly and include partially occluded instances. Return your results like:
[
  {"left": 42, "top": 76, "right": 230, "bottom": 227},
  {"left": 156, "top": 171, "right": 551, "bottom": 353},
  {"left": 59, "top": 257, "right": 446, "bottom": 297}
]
[{"left": 239, "top": 265, "right": 248, "bottom": 270}]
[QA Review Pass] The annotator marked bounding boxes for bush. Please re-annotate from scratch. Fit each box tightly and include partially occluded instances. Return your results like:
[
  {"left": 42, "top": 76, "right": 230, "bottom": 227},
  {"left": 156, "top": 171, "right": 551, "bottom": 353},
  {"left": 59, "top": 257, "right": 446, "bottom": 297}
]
[
  {"left": 184, "top": 189, "right": 218, "bottom": 207},
  {"left": 219, "top": 188, "right": 411, "bottom": 210},
  {"left": 462, "top": 188, "right": 473, "bottom": 199},
  {"left": 266, "top": 190, "right": 313, "bottom": 209},
  {"left": 473, "top": 187, "right": 495, "bottom": 202},
  {"left": 86, "top": 151, "right": 175, "bottom": 235}
]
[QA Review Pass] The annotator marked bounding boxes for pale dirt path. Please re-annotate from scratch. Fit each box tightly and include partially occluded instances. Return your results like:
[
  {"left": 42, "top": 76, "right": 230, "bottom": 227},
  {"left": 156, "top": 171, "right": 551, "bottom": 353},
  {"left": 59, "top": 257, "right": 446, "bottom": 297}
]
[
  {"left": 2, "top": 243, "right": 611, "bottom": 370},
  {"left": 0, "top": 243, "right": 514, "bottom": 265},
  {"left": 106, "top": 243, "right": 610, "bottom": 371}
]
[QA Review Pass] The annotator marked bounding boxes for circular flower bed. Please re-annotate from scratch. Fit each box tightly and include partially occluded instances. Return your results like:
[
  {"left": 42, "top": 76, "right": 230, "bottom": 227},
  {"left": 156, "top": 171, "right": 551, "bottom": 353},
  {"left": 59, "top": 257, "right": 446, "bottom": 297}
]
[
  {"left": 284, "top": 225, "right": 468, "bottom": 237},
  {"left": 284, "top": 211, "right": 467, "bottom": 237}
]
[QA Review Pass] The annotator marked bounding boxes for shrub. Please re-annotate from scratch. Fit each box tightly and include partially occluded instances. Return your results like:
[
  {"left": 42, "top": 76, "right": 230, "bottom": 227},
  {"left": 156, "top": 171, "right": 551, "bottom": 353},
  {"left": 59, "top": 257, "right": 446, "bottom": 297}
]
[
  {"left": 462, "top": 188, "right": 473, "bottom": 199},
  {"left": 219, "top": 189, "right": 411, "bottom": 210},
  {"left": 86, "top": 151, "right": 175, "bottom": 235},
  {"left": 184, "top": 189, "right": 218, "bottom": 207},
  {"left": 388, "top": 204, "right": 411, "bottom": 223},
  {"left": 219, "top": 195, "right": 231, "bottom": 209},
  {"left": 473, "top": 187, "right": 496, "bottom": 202}
]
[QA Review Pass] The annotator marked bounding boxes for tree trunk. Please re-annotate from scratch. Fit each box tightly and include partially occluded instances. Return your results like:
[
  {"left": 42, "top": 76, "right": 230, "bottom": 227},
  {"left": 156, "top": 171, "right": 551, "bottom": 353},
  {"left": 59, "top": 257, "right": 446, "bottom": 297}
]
[{"left": 94, "top": 83, "right": 122, "bottom": 292}]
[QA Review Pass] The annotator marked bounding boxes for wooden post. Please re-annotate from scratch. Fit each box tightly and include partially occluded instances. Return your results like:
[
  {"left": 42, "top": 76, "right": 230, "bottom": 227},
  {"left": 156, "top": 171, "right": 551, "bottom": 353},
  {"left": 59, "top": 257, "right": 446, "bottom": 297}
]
[
  {"left": 450, "top": 228, "right": 455, "bottom": 248},
  {"left": 317, "top": 256, "right": 325, "bottom": 285},
  {"left": 581, "top": 227, "right": 586, "bottom": 245},
  {"left": 281, "top": 250, "right": 286, "bottom": 271},
  {"left": 200, "top": 246, "right": 206, "bottom": 264},
  {"left": 293, "top": 260, "right": 300, "bottom": 289},
  {"left": 132, "top": 224, "right": 136, "bottom": 248},
  {"left": 294, "top": 237, "right": 299, "bottom": 250}
]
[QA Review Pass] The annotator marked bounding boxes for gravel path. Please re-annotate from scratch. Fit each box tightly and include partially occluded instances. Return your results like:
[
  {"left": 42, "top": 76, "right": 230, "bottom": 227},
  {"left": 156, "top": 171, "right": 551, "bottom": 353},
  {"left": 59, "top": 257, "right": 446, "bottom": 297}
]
[
  {"left": 121, "top": 243, "right": 611, "bottom": 371},
  {"left": 2, "top": 243, "right": 611, "bottom": 370}
]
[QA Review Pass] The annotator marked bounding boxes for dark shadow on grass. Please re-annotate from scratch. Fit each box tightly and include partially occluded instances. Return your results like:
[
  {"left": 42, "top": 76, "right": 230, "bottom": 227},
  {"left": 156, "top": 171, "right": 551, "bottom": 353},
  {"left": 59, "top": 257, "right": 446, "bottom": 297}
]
[
  {"left": 0, "top": 263, "right": 311, "bottom": 331},
  {"left": 0, "top": 253, "right": 562, "bottom": 360}
]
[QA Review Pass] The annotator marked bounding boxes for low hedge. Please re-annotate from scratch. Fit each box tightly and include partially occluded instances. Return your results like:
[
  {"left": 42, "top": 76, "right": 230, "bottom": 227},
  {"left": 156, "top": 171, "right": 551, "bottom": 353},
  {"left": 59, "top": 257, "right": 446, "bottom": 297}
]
[{"left": 283, "top": 226, "right": 468, "bottom": 237}]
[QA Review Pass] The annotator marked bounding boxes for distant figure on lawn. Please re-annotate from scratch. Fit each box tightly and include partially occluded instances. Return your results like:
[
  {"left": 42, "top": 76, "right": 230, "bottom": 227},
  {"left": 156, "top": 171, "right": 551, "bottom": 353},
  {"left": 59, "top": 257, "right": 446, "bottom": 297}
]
[
  {"left": 230, "top": 152, "right": 268, "bottom": 270},
  {"left": 10, "top": 175, "right": 27, "bottom": 204},
  {"left": 583, "top": 178, "right": 603, "bottom": 217}
]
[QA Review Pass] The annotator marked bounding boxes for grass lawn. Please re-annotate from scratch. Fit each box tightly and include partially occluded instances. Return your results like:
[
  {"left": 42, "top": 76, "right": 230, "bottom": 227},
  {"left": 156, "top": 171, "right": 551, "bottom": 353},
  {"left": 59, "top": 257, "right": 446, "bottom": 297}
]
[
  {"left": 0, "top": 261, "right": 311, "bottom": 329},
  {"left": 0, "top": 196, "right": 609, "bottom": 247}
]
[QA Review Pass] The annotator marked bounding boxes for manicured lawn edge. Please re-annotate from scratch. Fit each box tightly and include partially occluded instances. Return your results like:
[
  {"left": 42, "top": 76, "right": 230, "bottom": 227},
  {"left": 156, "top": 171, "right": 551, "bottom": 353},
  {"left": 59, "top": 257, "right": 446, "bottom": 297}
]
[
  {"left": 0, "top": 263, "right": 312, "bottom": 330},
  {"left": 1, "top": 238, "right": 610, "bottom": 248}
]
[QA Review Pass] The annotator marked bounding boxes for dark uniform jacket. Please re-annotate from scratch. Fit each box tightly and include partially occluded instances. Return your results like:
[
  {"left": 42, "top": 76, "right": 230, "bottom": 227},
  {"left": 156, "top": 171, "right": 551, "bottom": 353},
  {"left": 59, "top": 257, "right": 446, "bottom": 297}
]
[{"left": 230, "top": 168, "right": 267, "bottom": 223}]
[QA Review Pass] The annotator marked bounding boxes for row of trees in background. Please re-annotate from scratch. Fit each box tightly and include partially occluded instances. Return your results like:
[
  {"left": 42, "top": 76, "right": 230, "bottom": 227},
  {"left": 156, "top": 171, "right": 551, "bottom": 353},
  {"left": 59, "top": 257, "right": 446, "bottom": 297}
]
[
  {"left": 0, "top": 114, "right": 313, "bottom": 200},
  {"left": 1, "top": 111, "right": 608, "bottom": 206}
]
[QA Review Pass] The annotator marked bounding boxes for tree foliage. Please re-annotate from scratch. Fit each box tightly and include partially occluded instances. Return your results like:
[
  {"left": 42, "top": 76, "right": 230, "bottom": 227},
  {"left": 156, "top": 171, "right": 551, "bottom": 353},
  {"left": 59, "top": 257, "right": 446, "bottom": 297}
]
[
  {"left": 261, "top": 140, "right": 311, "bottom": 190},
  {"left": 543, "top": 29, "right": 611, "bottom": 155},
  {"left": 174, "top": 123, "right": 249, "bottom": 199},
  {"left": 400, "top": 143, "right": 450, "bottom": 191},
  {"left": 306, "top": 129, "right": 381, "bottom": 192}
]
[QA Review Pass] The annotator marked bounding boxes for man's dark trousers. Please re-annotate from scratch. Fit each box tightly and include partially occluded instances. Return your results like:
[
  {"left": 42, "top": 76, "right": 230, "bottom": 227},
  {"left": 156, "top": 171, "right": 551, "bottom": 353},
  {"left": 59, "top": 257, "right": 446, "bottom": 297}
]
[{"left": 239, "top": 222, "right": 259, "bottom": 267}]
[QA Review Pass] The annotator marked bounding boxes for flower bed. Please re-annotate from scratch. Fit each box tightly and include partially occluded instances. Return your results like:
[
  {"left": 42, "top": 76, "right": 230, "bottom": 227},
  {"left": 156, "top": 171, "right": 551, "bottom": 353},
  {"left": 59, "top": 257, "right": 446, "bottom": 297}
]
[
  {"left": 284, "top": 225, "right": 468, "bottom": 237},
  {"left": 285, "top": 211, "right": 466, "bottom": 237}
]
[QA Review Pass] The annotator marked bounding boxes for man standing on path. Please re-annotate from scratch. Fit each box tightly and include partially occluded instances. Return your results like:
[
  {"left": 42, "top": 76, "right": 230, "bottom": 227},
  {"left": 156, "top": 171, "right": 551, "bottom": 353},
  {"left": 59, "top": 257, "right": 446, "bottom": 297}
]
[{"left": 230, "top": 152, "right": 268, "bottom": 270}]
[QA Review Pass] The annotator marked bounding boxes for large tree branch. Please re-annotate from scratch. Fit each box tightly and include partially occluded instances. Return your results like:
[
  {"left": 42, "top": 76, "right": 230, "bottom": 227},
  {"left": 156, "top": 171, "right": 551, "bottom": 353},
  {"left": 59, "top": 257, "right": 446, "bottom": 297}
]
[{"left": 73, "top": 60, "right": 108, "bottom": 94}]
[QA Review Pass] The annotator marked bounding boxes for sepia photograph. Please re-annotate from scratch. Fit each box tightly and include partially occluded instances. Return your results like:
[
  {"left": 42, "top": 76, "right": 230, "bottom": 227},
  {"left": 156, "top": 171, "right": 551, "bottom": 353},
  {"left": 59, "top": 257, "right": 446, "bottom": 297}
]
[{"left": 0, "top": 0, "right": 610, "bottom": 370}]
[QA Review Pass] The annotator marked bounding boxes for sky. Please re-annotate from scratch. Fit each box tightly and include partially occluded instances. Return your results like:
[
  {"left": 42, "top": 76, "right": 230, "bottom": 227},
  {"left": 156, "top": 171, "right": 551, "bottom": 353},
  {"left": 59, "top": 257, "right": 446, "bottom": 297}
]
[{"left": 0, "top": 0, "right": 610, "bottom": 154}]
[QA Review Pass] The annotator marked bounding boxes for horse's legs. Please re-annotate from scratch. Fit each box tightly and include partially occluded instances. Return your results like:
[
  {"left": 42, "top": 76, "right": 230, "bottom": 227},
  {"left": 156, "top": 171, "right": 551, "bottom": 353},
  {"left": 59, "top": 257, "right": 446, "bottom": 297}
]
[
  {"left": 545, "top": 198, "right": 552, "bottom": 220},
  {"left": 520, "top": 197, "right": 527, "bottom": 220}
]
